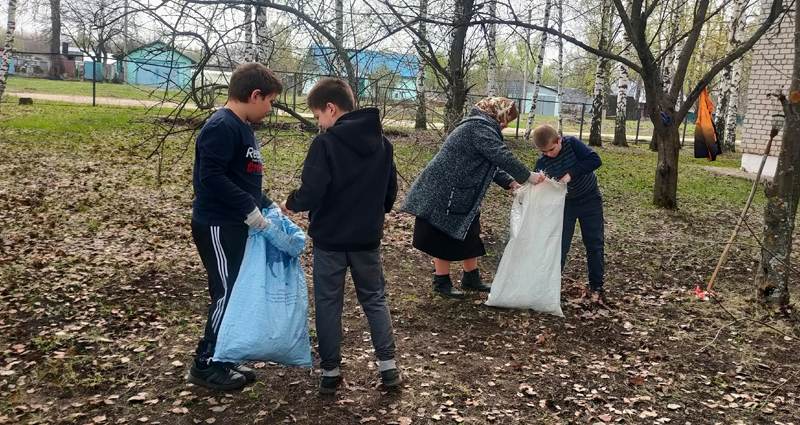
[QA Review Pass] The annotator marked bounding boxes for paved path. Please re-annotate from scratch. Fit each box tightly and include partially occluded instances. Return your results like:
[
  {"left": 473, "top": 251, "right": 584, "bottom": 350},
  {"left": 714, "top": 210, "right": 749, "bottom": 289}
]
[
  {"left": 9, "top": 92, "right": 185, "bottom": 109},
  {"left": 702, "top": 165, "right": 771, "bottom": 182}
]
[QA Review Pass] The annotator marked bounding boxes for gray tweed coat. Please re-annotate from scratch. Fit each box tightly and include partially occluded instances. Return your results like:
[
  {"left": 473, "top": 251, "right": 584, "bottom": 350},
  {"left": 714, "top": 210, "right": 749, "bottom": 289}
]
[{"left": 401, "top": 108, "right": 531, "bottom": 240}]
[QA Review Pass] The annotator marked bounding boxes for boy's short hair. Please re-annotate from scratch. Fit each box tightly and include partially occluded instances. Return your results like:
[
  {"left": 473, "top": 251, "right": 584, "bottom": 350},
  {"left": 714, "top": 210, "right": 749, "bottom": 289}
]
[
  {"left": 228, "top": 63, "right": 284, "bottom": 102},
  {"left": 307, "top": 77, "right": 355, "bottom": 112},
  {"left": 532, "top": 124, "right": 560, "bottom": 149}
]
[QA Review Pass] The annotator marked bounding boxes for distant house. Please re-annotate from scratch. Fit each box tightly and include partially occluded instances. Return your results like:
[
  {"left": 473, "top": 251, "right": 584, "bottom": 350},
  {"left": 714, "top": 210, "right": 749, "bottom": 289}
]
[
  {"left": 0, "top": 50, "right": 55, "bottom": 77},
  {"left": 301, "top": 45, "right": 418, "bottom": 101},
  {"left": 0, "top": 43, "right": 85, "bottom": 78},
  {"left": 506, "top": 82, "right": 591, "bottom": 116},
  {"left": 115, "top": 42, "right": 197, "bottom": 90}
]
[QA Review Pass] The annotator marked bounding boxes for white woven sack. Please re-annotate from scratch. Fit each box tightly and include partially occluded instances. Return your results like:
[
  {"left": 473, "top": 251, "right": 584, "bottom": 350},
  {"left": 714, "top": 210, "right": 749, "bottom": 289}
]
[{"left": 486, "top": 180, "right": 567, "bottom": 316}]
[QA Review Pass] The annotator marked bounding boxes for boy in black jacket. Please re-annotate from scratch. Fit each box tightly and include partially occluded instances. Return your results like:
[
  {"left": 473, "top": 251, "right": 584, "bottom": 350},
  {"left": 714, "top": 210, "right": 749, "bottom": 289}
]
[
  {"left": 280, "top": 78, "right": 401, "bottom": 394},
  {"left": 189, "top": 63, "right": 283, "bottom": 390}
]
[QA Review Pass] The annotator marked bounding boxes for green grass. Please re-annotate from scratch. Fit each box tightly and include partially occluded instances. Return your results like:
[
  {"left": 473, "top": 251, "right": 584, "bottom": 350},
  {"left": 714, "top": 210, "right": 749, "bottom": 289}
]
[
  {"left": 5, "top": 76, "right": 168, "bottom": 101},
  {"left": 0, "top": 100, "right": 759, "bottom": 214},
  {"left": 1, "top": 98, "right": 150, "bottom": 131}
]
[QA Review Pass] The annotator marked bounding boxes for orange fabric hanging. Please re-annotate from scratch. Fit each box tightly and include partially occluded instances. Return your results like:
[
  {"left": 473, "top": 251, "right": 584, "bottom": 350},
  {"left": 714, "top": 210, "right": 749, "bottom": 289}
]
[{"left": 694, "top": 88, "right": 721, "bottom": 161}]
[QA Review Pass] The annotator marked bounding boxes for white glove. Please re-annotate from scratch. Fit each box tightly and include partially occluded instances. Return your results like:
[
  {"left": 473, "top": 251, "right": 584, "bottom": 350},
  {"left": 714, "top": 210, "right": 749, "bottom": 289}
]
[{"left": 244, "top": 207, "right": 269, "bottom": 230}]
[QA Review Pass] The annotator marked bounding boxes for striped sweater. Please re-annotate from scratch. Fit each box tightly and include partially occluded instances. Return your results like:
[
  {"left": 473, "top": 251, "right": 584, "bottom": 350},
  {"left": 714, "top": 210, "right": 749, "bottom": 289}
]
[{"left": 534, "top": 136, "right": 601, "bottom": 199}]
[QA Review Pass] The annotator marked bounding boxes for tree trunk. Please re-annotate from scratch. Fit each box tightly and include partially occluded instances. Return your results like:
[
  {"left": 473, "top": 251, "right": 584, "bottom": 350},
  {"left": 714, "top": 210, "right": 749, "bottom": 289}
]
[
  {"left": 521, "top": 9, "right": 530, "bottom": 127},
  {"left": 48, "top": 0, "right": 64, "bottom": 78},
  {"left": 0, "top": 0, "right": 17, "bottom": 111},
  {"left": 486, "top": 0, "right": 497, "bottom": 96},
  {"left": 724, "top": 59, "right": 742, "bottom": 152},
  {"left": 589, "top": 0, "right": 610, "bottom": 147},
  {"left": 614, "top": 2, "right": 630, "bottom": 147},
  {"left": 757, "top": 7, "right": 800, "bottom": 305},
  {"left": 715, "top": 71, "right": 730, "bottom": 144},
  {"left": 255, "top": 6, "right": 270, "bottom": 65},
  {"left": 652, "top": 109, "right": 681, "bottom": 209},
  {"left": 523, "top": 0, "right": 551, "bottom": 140},
  {"left": 243, "top": 6, "right": 254, "bottom": 62},
  {"left": 443, "top": 0, "right": 474, "bottom": 134},
  {"left": 415, "top": 0, "right": 427, "bottom": 129},
  {"left": 335, "top": 0, "right": 344, "bottom": 74},
  {"left": 757, "top": 107, "right": 800, "bottom": 305},
  {"left": 649, "top": 131, "right": 659, "bottom": 151},
  {"left": 556, "top": 0, "right": 563, "bottom": 135},
  {"left": 723, "top": 0, "right": 746, "bottom": 153}
]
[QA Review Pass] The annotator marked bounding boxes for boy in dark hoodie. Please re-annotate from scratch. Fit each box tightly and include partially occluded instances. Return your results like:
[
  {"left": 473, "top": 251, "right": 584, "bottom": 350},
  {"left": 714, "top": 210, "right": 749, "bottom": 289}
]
[{"left": 280, "top": 78, "right": 401, "bottom": 394}]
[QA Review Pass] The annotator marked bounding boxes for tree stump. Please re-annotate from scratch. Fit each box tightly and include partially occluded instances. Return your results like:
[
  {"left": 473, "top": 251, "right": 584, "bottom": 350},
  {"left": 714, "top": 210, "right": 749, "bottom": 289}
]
[{"left": 19, "top": 98, "right": 33, "bottom": 105}]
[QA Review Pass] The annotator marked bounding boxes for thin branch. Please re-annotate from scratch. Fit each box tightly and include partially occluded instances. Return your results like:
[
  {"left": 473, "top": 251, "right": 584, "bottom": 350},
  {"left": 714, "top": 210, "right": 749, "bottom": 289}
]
[
  {"left": 454, "top": 18, "right": 643, "bottom": 74},
  {"left": 679, "top": 0, "right": 786, "bottom": 120}
]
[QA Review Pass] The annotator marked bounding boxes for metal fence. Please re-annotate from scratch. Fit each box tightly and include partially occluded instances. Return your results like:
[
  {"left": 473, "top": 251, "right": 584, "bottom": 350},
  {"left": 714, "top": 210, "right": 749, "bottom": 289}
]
[{"left": 4, "top": 60, "right": 700, "bottom": 143}]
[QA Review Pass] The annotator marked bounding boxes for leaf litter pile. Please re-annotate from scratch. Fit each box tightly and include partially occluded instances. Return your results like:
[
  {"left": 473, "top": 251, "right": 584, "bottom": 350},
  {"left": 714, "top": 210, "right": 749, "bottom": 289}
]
[{"left": 1, "top": 123, "right": 800, "bottom": 424}]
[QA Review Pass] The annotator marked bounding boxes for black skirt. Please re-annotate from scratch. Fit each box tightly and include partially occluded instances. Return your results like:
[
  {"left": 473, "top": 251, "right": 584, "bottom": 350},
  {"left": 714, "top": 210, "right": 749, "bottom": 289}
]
[{"left": 412, "top": 213, "right": 486, "bottom": 261}]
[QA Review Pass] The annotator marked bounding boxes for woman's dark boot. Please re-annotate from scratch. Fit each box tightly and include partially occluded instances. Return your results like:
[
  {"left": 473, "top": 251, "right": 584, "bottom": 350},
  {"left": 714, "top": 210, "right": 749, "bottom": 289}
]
[
  {"left": 461, "top": 268, "right": 491, "bottom": 292},
  {"left": 432, "top": 274, "right": 464, "bottom": 298}
]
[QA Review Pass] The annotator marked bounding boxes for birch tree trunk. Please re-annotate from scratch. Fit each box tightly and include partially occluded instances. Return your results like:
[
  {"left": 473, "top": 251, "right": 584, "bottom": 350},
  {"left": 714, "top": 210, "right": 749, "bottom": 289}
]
[
  {"left": 589, "top": 0, "right": 610, "bottom": 147},
  {"left": 756, "top": 1, "right": 799, "bottom": 306},
  {"left": 613, "top": 1, "right": 631, "bottom": 147},
  {"left": 556, "top": 0, "right": 564, "bottom": 135},
  {"left": 255, "top": 6, "right": 270, "bottom": 65},
  {"left": 724, "top": 0, "right": 746, "bottom": 152},
  {"left": 415, "top": 0, "right": 427, "bottom": 129},
  {"left": 335, "top": 0, "right": 344, "bottom": 75},
  {"left": 0, "top": 0, "right": 18, "bottom": 111},
  {"left": 243, "top": 5, "right": 254, "bottom": 62},
  {"left": 487, "top": 0, "right": 497, "bottom": 96},
  {"left": 521, "top": 9, "right": 530, "bottom": 125},
  {"left": 49, "top": 0, "right": 64, "bottom": 78},
  {"left": 715, "top": 68, "right": 730, "bottom": 144},
  {"left": 523, "top": 0, "right": 551, "bottom": 140}
]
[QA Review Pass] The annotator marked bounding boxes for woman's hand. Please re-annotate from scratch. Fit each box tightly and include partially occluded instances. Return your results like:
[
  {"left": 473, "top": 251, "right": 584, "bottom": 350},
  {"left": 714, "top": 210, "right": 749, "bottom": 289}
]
[
  {"left": 509, "top": 181, "right": 522, "bottom": 190},
  {"left": 559, "top": 173, "right": 572, "bottom": 184},
  {"left": 528, "top": 172, "right": 546, "bottom": 185}
]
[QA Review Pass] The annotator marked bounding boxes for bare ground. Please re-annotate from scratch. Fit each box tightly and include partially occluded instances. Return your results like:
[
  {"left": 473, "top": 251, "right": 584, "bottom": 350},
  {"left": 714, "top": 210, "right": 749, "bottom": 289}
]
[{"left": 0, "top": 131, "right": 798, "bottom": 425}]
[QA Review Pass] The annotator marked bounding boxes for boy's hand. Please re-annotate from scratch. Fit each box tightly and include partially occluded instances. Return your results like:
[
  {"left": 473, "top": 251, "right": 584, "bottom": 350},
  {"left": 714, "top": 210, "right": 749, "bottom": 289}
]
[
  {"left": 245, "top": 207, "right": 270, "bottom": 230},
  {"left": 528, "top": 172, "right": 546, "bottom": 185},
  {"left": 280, "top": 201, "right": 290, "bottom": 215},
  {"left": 509, "top": 181, "right": 522, "bottom": 190},
  {"left": 559, "top": 173, "right": 572, "bottom": 184}
]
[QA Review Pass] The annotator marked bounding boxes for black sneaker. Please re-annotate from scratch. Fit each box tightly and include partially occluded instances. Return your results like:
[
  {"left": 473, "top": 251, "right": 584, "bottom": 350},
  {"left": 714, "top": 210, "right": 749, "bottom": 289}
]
[
  {"left": 187, "top": 361, "right": 247, "bottom": 390},
  {"left": 319, "top": 374, "right": 342, "bottom": 395},
  {"left": 432, "top": 274, "right": 464, "bottom": 299},
  {"left": 380, "top": 368, "right": 402, "bottom": 390},
  {"left": 460, "top": 268, "right": 491, "bottom": 292},
  {"left": 226, "top": 363, "right": 256, "bottom": 383}
]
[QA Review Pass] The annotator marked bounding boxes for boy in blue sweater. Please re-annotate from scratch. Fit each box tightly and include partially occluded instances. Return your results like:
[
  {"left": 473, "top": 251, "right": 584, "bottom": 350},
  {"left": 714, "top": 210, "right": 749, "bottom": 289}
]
[
  {"left": 189, "top": 63, "right": 283, "bottom": 390},
  {"left": 531, "top": 124, "right": 605, "bottom": 298}
]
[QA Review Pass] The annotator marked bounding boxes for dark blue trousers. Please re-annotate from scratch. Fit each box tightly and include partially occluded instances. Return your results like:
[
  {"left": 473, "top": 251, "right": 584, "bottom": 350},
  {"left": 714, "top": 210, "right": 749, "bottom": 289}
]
[{"left": 561, "top": 188, "right": 605, "bottom": 290}]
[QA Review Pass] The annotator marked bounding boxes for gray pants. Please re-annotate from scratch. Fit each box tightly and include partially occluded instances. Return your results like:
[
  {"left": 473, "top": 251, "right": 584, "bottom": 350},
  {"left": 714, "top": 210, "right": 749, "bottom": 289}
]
[{"left": 313, "top": 247, "right": 396, "bottom": 370}]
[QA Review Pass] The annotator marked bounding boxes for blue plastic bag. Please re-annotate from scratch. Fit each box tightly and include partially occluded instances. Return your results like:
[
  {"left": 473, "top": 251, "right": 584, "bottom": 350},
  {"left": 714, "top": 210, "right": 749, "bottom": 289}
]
[{"left": 212, "top": 206, "right": 312, "bottom": 367}]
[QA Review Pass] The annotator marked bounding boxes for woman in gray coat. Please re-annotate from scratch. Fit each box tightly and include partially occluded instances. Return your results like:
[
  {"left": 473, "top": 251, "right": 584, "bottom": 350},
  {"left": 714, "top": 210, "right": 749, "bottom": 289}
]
[{"left": 402, "top": 97, "right": 536, "bottom": 298}]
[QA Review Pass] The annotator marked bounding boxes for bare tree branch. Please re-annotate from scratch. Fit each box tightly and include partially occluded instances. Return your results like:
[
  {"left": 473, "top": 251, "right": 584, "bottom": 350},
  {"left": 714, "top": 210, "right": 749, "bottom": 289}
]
[{"left": 679, "top": 0, "right": 786, "bottom": 120}]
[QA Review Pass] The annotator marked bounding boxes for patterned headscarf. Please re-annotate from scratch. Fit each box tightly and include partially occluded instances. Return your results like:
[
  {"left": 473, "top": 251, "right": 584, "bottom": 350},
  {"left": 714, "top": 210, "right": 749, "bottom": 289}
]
[{"left": 474, "top": 97, "right": 519, "bottom": 126}]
